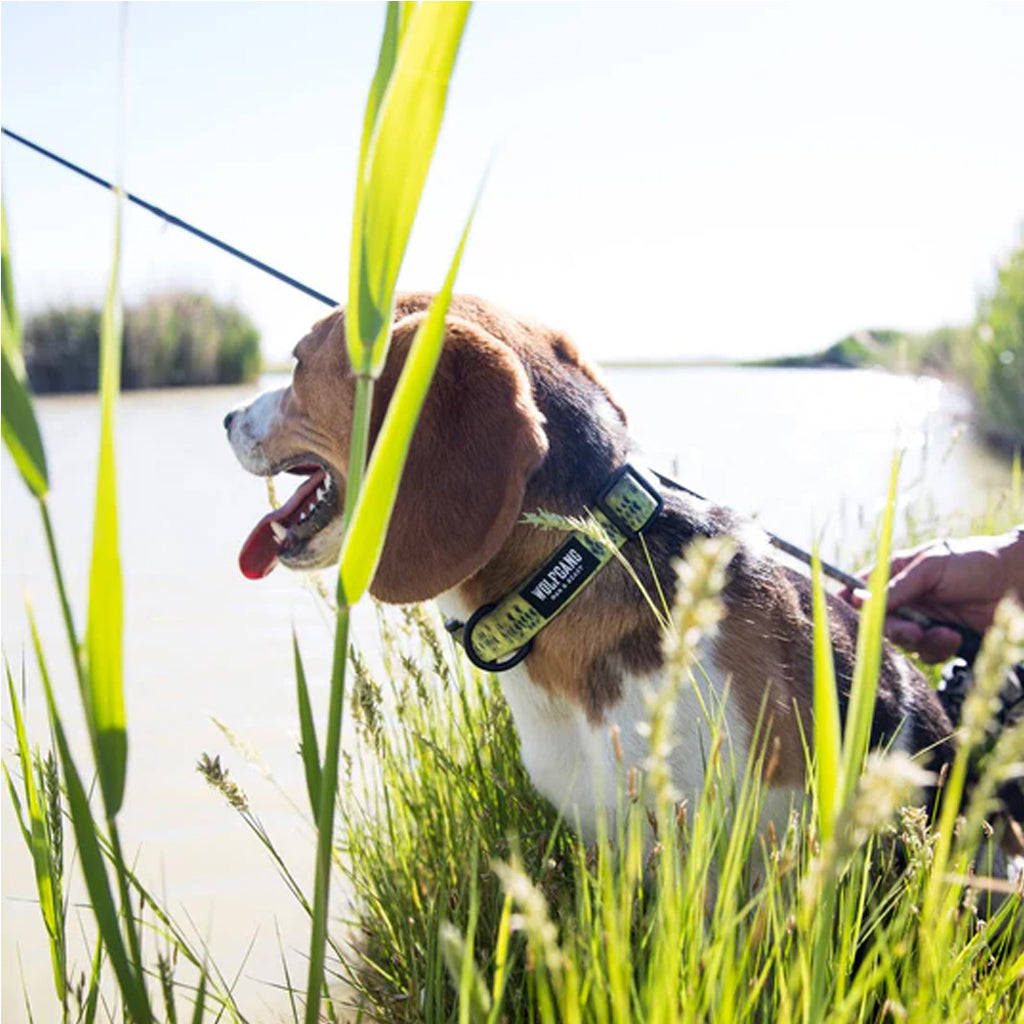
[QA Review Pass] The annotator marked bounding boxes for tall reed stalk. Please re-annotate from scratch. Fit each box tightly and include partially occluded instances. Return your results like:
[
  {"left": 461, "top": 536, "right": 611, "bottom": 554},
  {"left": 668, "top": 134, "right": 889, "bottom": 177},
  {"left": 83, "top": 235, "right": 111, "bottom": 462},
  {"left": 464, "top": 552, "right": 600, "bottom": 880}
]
[
  {"left": 299, "top": 5, "right": 472, "bottom": 1021},
  {"left": 2, "top": 9, "right": 155, "bottom": 1012},
  {"left": 4, "top": 5, "right": 476, "bottom": 1018},
  {"left": 2, "top": 227, "right": 156, "bottom": 1015}
]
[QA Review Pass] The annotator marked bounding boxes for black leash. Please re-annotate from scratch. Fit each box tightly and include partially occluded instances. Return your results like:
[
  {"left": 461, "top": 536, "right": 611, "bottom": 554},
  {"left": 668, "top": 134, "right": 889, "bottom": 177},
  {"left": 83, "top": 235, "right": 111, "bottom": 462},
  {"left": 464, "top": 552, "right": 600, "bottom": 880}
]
[
  {"left": 650, "top": 470, "right": 864, "bottom": 591},
  {"left": 1, "top": 126, "right": 340, "bottom": 309},
  {"left": 2, "top": 126, "right": 992, "bottom": 674},
  {"left": 654, "top": 475, "right": 1024, "bottom": 748},
  {"left": 651, "top": 469, "right": 985, "bottom": 663}
]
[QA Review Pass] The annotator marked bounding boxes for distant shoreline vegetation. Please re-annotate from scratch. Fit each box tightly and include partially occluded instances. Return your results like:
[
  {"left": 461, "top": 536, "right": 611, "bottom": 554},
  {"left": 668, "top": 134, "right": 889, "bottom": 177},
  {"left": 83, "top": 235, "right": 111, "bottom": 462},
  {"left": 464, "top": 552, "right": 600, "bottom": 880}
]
[
  {"left": 24, "top": 291, "right": 261, "bottom": 393},
  {"left": 750, "top": 237, "right": 1024, "bottom": 454}
]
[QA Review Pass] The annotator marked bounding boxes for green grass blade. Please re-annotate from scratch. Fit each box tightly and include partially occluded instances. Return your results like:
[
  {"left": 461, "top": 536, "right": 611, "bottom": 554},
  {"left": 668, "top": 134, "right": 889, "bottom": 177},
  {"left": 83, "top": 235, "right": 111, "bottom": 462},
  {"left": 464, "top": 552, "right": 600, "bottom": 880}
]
[
  {"left": 3, "top": 761, "right": 32, "bottom": 845},
  {"left": 305, "top": 8, "right": 472, "bottom": 1020},
  {"left": 452, "top": 845, "right": 490, "bottom": 1024},
  {"left": 82, "top": 935, "right": 104, "bottom": 1024},
  {"left": 85, "top": 186, "right": 127, "bottom": 818},
  {"left": 31, "top": 615, "right": 152, "bottom": 1023},
  {"left": 189, "top": 971, "right": 208, "bottom": 1024},
  {"left": 339, "top": 202, "right": 477, "bottom": 603},
  {"left": 810, "top": 550, "right": 841, "bottom": 845},
  {"left": 304, "top": 605, "right": 352, "bottom": 1024},
  {"left": 487, "top": 892, "right": 514, "bottom": 1022},
  {"left": 6, "top": 665, "right": 65, "bottom": 1002},
  {"left": 293, "top": 628, "right": 322, "bottom": 818},
  {"left": 839, "top": 454, "right": 901, "bottom": 809},
  {"left": 158, "top": 953, "right": 179, "bottom": 1024},
  {"left": 2, "top": 347, "right": 50, "bottom": 498},
  {"left": 1, "top": 201, "right": 49, "bottom": 498},
  {"left": 1, "top": 199, "right": 22, "bottom": 342},
  {"left": 348, "top": 1, "right": 471, "bottom": 373},
  {"left": 440, "top": 910, "right": 491, "bottom": 1024},
  {"left": 347, "top": 0, "right": 404, "bottom": 352}
]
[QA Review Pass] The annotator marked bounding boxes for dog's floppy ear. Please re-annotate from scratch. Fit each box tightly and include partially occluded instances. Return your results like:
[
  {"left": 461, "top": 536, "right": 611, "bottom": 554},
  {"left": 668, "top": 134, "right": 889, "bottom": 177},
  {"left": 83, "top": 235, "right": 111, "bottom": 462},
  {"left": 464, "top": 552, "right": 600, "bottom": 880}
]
[{"left": 368, "top": 313, "right": 549, "bottom": 603}]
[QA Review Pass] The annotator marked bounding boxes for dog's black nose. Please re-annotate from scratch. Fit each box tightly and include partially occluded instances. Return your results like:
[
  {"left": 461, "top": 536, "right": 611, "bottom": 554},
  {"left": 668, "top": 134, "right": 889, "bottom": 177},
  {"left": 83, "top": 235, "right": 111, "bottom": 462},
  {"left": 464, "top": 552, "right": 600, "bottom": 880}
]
[{"left": 223, "top": 410, "right": 237, "bottom": 432}]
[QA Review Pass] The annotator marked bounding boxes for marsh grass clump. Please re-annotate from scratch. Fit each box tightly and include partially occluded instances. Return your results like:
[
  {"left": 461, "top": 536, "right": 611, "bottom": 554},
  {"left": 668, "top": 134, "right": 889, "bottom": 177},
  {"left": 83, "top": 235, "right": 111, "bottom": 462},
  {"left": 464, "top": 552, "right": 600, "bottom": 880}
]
[
  {"left": 22, "top": 291, "right": 262, "bottom": 393},
  {"left": 335, "top": 603, "right": 572, "bottom": 1023},
  {"left": 333, "top": 532, "right": 1024, "bottom": 1024}
]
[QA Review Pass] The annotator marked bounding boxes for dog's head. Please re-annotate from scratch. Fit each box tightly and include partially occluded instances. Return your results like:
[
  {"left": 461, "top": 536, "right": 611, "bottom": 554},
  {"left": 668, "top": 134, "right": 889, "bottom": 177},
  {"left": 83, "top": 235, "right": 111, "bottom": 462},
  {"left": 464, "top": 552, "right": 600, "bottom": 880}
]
[{"left": 224, "top": 295, "right": 626, "bottom": 603}]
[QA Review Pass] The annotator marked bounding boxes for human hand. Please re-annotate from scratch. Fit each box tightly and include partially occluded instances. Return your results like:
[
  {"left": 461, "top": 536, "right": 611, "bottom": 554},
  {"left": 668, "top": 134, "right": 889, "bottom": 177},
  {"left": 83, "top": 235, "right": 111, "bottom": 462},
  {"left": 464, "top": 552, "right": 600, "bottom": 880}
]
[{"left": 843, "top": 528, "right": 1024, "bottom": 663}]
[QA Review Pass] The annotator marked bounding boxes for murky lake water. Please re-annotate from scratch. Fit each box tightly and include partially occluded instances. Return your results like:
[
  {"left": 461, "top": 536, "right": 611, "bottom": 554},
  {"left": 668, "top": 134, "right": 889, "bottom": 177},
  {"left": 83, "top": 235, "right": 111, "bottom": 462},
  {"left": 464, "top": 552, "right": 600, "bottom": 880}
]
[{"left": 1, "top": 366, "right": 1013, "bottom": 1019}]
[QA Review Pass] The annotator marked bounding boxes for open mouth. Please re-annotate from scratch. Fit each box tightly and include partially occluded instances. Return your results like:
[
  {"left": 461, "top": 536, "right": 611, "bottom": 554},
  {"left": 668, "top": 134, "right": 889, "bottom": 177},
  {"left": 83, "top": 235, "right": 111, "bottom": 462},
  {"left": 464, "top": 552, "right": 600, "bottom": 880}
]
[{"left": 239, "top": 463, "right": 340, "bottom": 579}]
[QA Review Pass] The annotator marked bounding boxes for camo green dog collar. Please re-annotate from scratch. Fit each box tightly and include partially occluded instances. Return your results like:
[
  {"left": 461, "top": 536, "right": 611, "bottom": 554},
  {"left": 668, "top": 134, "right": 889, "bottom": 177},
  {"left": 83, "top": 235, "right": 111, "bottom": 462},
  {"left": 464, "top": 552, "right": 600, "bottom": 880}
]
[{"left": 445, "top": 464, "right": 663, "bottom": 672}]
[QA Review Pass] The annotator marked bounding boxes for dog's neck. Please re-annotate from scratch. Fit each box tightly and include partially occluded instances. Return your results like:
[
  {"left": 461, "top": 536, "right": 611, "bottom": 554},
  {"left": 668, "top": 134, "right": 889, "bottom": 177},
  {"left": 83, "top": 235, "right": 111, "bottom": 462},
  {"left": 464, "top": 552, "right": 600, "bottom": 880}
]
[{"left": 456, "top": 453, "right": 741, "bottom": 722}]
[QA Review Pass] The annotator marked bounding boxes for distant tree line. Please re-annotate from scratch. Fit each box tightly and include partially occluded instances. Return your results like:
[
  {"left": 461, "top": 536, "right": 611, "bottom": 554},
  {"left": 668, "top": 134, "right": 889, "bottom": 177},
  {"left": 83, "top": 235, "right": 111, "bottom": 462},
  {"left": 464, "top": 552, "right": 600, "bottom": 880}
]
[
  {"left": 754, "top": 235, "right": 1024, "bottom": 453},
  {"left": 24, "top": 291, "right": 262, "bottom": 393}
]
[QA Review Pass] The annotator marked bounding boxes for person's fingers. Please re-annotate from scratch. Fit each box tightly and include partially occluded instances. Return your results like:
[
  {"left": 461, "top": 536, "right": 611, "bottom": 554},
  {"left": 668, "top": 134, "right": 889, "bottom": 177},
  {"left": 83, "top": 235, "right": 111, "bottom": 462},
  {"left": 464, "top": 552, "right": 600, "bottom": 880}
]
[
  {"left": 885, "top": 552, "right": 945, "bottom": 612},
  {"left": 916, "top": 626, "right": 963, "bottom": 664},
  {"left": 884, "top": 613, "right": 963, "bottom": 662},
  {"left": 850, "top": 544, "right": 933, "bottom": 594},
  {"left": 884, "top": 616, "right": 924, "bottom": 651},
  {"left": 842, "top": 586, "right": 872, "bottom": 609},
  {"left": 881, "top": 554, "right": 921, "bottom": 580}
]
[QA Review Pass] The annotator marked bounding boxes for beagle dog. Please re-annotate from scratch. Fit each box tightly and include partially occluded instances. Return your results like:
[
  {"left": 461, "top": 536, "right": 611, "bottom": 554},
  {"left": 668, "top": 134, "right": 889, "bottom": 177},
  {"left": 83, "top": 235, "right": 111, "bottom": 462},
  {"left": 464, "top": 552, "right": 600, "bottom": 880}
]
[{"left": 224, "top": 293, "right": 961, "bottom": 841}]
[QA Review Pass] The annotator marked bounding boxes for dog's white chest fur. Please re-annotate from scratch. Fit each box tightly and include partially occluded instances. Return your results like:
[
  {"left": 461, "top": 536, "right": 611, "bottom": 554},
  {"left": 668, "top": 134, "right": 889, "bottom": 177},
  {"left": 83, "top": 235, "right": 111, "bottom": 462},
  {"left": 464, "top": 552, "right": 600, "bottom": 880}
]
[
  {"left": 438, "top": 592, "right": 784, "bottom": 841},
  {"left": 498, "top": 661, "right": 725, "bottom": 839}
]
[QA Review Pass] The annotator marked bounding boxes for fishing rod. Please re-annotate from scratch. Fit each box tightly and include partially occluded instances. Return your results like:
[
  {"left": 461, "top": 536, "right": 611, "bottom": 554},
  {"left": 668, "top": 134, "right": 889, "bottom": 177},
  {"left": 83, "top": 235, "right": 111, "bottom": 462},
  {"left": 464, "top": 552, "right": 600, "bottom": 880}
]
[
  {"left": 1, "top": 126, "right": 340, "bottom": 308},
  {"left": 2, "top": 125, "right": 980, "bottom": 659}
]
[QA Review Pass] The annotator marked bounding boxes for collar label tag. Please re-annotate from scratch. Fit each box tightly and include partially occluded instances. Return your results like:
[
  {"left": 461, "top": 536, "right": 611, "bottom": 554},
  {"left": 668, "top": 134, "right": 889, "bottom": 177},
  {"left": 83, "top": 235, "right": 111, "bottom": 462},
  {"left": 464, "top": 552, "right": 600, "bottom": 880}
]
[{"left": 523, "top": 536, "right": 601, "bottom": 616}]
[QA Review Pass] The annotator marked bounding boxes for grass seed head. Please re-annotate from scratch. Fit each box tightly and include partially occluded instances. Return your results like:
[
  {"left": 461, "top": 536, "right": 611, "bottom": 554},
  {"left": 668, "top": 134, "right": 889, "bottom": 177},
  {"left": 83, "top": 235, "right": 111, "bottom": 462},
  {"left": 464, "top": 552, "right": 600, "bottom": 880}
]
[
  {"left": 494, "top": 857, "right": 563, "bottom": 971},
  {"left": 662, "top": 536, "right": 735, "bottom": 671},
  {"left": 962, "top": 597, "right": 1024, "bottom": 748},
  {"left": 850, "top": 751, "right": 934, "bottom": 849},
  {"left": 42, "top": 750, "right": 63, "bottom": 877},
  {"left": 196, "top": 752, "right": 250, "bottom": 814}
]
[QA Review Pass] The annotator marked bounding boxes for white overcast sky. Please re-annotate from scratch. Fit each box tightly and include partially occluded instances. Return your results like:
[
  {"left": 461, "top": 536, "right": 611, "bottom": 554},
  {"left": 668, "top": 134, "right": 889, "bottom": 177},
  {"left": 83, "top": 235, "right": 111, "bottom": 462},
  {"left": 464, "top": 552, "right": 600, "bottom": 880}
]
[{"left": 2, "top": 1, "right": 1022, "bottom": 363}]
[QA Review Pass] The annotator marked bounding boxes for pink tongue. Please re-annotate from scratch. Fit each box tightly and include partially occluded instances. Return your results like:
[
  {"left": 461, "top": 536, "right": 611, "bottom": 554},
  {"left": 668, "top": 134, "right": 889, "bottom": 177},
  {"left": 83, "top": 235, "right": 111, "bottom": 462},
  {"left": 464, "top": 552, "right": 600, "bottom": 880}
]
[
  {"left": 238, "top": 514, "right": 283, "bottom": 580},
  {"left": 238, "top": 468, "right": 326, "bottom": 580}
]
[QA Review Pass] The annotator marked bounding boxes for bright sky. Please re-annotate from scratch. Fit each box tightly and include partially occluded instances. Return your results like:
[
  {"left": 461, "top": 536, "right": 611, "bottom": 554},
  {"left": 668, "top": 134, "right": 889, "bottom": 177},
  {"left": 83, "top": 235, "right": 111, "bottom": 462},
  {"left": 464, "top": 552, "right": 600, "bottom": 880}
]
[{"left": 2, "top": 2, "right": 1022, "bottom": 364}]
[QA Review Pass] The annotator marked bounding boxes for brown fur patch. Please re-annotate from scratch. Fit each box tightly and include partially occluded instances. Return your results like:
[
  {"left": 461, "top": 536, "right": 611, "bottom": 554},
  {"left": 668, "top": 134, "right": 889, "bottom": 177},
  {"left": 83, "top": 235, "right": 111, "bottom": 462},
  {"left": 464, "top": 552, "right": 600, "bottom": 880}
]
[
  {"left": 548, "top": 332, "right": 628, "bottom": 425},
  {"left": 714, "top": 600, "right": 810, "bottom": 787}
]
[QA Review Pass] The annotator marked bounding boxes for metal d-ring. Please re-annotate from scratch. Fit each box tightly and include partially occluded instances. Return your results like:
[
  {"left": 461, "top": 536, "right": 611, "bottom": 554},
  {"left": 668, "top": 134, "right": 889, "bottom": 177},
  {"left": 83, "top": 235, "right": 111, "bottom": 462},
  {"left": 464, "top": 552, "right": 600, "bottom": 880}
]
[{"left": 462, "top": 603, "right": 534, "bottom": 673}]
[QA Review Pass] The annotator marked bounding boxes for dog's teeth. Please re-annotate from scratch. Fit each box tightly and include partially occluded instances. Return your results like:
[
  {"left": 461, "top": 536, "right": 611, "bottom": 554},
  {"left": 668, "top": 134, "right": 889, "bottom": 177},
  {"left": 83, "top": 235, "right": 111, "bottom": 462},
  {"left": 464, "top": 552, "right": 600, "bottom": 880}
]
[
  {"left": 315, "top": 486, "right": 325, "bottom": 501},
  {"left": 308, "top": 501, "right": 317, "bottom": 513},
  {"left": 270, "top": 522, "right": 288, "bottom": 542}
]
